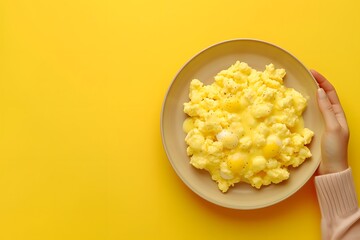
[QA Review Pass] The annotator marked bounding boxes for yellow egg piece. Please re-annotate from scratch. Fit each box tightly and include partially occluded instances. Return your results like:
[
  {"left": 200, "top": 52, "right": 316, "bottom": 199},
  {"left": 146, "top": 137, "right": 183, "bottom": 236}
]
[
  {"left": 182, "top": 117, "right": 195, "bottom": 133},
  {"left": 227, "top": 153, "right": 247, "bottom": 173},
  {"left": 216, "top": 130, "right": 239, "bottom": 149},
  {"left": 251, "top": 156, "right": 267, "bottom": 173},
  {"left": 263, "top": 142, "right": 280, "bottom": 158},
  {"left": 222, "top": 97, "right": 242, "bottom": 113}
]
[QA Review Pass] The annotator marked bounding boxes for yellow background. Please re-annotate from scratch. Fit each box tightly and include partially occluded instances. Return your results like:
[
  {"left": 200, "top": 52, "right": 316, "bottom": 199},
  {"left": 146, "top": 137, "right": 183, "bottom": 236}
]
[{"left": 1, "top": 0, "right": 359, "bottom": 239}]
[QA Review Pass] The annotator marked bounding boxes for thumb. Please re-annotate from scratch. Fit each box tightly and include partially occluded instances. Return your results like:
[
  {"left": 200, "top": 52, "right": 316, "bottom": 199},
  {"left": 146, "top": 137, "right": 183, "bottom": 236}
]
[{"left": 317, "top": 88, "right": 340, "bottom": 131}]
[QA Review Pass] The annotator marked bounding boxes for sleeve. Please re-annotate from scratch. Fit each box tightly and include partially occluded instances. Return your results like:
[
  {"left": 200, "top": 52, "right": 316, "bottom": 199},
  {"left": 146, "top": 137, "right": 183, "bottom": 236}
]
[{"left": 315, "top": 168, "right": 360, "bottom": 240}]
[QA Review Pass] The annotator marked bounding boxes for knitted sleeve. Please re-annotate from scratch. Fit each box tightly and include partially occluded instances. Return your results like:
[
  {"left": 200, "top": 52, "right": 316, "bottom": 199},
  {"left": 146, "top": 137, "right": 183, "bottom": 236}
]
[{"left": 315, "top": 168, "right": 360, "bottom": 240}]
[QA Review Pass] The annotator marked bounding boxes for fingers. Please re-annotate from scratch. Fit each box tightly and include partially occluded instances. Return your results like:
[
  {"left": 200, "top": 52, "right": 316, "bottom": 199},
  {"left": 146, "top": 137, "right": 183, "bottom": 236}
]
[
  {"left": 310, "top": 69, "right": 341, "bottom": 106},
  {"left": 332, "top": 104, "right": 349, "bottom": 133},
  {"left": 311, "top": 69, "right": 348, "bottom": 128},
  {"left": 317, "top": 88, "right": 341, "bottom": 131}
]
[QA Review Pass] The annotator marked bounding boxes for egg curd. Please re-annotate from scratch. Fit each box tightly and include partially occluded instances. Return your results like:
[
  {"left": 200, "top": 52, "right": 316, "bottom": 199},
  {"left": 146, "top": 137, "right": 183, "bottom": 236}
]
[{"left": 183, "top": 61, "right": 314, "bottom": 192}]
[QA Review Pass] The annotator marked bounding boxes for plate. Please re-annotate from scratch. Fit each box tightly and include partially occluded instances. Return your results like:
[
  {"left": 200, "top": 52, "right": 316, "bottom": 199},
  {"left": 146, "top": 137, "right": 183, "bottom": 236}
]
[{"left": 161, "top": 39, "right": 324, "bottom": 209}]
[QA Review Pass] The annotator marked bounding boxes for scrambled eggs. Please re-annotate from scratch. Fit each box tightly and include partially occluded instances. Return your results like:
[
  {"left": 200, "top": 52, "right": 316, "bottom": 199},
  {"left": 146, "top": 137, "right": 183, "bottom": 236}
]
[{"left": 183, "top": 61, "right": 314, "bottom": 192}]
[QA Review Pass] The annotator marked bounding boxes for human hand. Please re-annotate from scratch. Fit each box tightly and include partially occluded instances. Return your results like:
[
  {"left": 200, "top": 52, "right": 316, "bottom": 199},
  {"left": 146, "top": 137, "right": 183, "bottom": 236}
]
[{"left": 311, "top": 70, "right": 349, "bottom": 175}]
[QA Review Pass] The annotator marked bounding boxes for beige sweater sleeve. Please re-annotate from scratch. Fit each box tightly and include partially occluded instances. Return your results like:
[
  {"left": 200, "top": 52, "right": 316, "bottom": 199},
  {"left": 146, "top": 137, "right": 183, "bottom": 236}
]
[{"left": 315, "top": 168, "right": 360, "bottom": 240}]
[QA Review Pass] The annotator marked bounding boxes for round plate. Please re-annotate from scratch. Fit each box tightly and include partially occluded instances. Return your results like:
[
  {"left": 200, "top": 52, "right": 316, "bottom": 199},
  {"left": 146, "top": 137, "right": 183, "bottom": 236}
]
[{"left": 161, "top": 39, "right": 324, "bottom": 209}]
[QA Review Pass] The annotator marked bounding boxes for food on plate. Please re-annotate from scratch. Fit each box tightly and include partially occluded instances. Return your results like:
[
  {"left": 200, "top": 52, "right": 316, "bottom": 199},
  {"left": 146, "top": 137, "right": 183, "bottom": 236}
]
[{"left": 183, "top": 61, "right": 314, "bottom": 192}]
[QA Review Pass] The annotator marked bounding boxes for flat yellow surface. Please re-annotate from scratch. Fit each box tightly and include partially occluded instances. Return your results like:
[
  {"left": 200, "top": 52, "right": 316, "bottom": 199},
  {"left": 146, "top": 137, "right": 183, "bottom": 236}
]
[{"left": 0, "top": 0, "right": 359, "bottom": 239}]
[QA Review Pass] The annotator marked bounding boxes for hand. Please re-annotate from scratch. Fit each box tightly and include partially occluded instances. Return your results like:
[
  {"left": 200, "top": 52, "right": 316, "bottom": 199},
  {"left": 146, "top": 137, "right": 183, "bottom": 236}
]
[{"left": 311, "top": 70, "right": 349, "bottom": 175}]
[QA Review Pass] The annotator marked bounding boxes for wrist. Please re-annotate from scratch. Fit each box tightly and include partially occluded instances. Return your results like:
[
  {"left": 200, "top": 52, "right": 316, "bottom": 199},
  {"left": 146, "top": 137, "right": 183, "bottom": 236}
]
[{"left": 318, "top": 162, "right": 349, "bottom": 175}]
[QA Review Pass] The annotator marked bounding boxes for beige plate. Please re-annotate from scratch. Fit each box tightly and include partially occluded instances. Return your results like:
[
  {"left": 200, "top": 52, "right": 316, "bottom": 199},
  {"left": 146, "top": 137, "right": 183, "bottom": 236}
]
[{"left": 161, "top": 39, "right": 324, "bottom": 209}]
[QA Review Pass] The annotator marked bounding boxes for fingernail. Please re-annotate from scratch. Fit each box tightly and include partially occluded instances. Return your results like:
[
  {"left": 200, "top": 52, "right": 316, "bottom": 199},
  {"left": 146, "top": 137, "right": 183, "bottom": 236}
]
[{"left": 318, "top": 88, "right": 326, "bottom": 99}]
